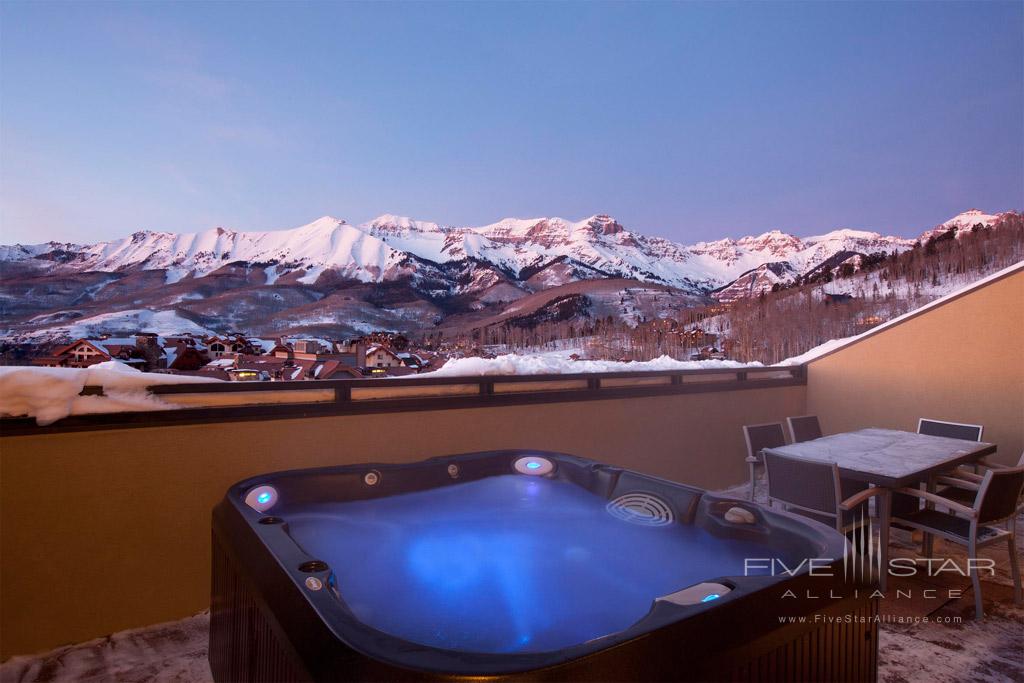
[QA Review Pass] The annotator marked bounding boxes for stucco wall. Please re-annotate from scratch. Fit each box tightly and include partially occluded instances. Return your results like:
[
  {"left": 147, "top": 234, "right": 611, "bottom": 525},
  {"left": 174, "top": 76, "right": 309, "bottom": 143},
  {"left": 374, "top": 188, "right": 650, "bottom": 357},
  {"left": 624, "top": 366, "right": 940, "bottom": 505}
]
[
  {"left": 807, "top": 265, "right": 1024, "bottom": 466},
  {"left": 0, "top": 384, "right": 804, "bottom": 659}
]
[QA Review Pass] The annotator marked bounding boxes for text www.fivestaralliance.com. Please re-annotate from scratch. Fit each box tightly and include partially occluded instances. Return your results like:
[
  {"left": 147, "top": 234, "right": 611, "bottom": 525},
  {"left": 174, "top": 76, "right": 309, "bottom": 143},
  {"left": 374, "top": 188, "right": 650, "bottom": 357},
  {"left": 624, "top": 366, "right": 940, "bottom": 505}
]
[{"left": 779, "top": 615, "right": 962, "bottom": 625}]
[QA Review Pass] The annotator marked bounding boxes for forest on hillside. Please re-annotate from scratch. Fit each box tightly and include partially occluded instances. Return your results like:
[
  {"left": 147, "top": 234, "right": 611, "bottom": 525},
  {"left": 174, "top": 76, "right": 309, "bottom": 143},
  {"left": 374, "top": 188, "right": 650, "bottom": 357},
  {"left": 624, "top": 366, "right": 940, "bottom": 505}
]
[{"left": 721, "top": 212, "right": 1023, "bottom": 363}]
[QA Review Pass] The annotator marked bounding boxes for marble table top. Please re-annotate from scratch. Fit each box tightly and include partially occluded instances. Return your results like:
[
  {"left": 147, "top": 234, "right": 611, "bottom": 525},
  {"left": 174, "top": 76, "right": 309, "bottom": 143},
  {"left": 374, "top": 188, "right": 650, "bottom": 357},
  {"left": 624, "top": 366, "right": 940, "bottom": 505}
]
[{"left": 764, "top": 428, "right": 995, "bottom": 486}]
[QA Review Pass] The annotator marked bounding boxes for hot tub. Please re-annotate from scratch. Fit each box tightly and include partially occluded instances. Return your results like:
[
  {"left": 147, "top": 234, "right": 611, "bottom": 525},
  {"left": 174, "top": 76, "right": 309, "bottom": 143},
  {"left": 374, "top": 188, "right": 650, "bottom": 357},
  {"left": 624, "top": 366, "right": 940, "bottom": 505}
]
[{"left": 210, "top": 451, "right": 877, "bottom": 681}]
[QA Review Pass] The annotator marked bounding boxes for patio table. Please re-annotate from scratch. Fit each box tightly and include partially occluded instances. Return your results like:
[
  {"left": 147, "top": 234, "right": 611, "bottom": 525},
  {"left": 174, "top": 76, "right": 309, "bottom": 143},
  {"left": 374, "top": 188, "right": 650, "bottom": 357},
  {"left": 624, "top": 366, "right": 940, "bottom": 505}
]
[{"left": 763, "top": 427, "right": 996, "bottom": 591}]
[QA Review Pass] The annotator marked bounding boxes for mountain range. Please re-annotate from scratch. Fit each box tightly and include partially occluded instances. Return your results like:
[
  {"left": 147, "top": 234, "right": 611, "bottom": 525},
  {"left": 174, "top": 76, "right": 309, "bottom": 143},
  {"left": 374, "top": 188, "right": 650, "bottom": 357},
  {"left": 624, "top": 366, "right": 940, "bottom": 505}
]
[{"left": 0, "top": 209, "right": 1008, "bottom": 341}]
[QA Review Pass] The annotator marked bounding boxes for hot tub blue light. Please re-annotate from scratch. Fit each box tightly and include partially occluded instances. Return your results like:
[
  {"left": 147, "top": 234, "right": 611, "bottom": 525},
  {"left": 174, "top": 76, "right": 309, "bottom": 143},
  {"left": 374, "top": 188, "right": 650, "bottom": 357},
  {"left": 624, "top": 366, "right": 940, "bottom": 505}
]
[
  {"left": 513, "top": 456, "right": 554, "bottom": 476},
  {"left": 701, "top": 593, "right": 721, "bottom": 602},
  {"left": 244, "top": 485, "right": 278, "bottom": 512}
]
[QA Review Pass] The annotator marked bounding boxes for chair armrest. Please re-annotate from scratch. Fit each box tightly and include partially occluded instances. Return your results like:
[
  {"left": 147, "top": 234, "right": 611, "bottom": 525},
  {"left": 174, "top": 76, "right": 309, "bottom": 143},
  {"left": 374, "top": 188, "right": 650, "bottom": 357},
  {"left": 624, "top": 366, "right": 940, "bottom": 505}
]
[
  {"left": 980, "top": 458, "right": 1010, "bottom": 470},
  {"left": 936, "top": 476, "right": 980, "bottom": 491},
  {"left": 839, "top": 486, "right": 887, "bottom": 511},
  {"left": 952, "top": 467, "right": 985, "bottom": 482},
  {"left": 893, "top": 487, "right": 976, "bottom": 518}
]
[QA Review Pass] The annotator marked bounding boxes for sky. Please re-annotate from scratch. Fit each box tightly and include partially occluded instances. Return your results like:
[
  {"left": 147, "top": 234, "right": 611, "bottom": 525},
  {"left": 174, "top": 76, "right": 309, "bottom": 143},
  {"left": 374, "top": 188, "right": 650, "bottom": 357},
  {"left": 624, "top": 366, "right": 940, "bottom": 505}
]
[{"left": 1, "top": 1, "right": 1021, "bottom": 246}]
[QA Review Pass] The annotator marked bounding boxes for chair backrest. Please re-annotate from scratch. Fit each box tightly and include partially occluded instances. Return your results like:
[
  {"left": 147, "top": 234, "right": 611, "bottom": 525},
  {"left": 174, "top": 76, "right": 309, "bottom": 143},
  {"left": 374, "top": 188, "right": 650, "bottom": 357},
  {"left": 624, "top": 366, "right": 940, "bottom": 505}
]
[
  {"left": 975, "top": 467, "right": 1024, "bottom": 524},
  {"left": 763, "top": 451, "right": 842, "bottom": 518},
  {"left": 787, "top": 415, "right": 823, "bottom": 443},
  {"left": 917, "top": 418, "right": 983, "bottom": 442},
  {"left": 743, "top": 423, "right": 787, "bottom": 461}
]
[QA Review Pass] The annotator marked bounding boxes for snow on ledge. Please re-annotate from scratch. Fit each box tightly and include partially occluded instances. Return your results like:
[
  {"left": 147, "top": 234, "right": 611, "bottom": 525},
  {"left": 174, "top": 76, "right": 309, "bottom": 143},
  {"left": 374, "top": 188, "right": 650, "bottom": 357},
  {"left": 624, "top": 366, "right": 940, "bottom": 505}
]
[
  {"left": 777, "top": 337, "right": 858, "bottom": 366},
  {"left": 779, "top": 259, "right": 1024, "bottom": 366},
  {"left": 0, "top": 360, "right": 222, "bottom": 426},
  {"left": 421, "top": 352, "right": 762, "bottom": 377}
]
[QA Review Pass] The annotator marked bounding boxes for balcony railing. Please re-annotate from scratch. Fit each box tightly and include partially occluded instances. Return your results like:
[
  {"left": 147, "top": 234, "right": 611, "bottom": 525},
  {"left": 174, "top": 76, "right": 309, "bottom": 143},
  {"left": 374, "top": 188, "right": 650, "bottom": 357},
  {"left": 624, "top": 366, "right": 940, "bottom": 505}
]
[{"left": 0, "top": 364, "right": 805, "bottom": 435}]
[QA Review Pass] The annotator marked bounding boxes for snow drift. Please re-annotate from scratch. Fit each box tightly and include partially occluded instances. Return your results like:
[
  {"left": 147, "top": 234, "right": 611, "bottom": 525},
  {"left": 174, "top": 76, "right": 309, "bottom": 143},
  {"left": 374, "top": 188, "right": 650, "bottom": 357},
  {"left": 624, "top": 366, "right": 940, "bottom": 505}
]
[
  {"left": 0, "top": 361, "right": 222, "bottom": 426},
  {"left": 423, "top": 352, "right": 762, "bottom": 377}
]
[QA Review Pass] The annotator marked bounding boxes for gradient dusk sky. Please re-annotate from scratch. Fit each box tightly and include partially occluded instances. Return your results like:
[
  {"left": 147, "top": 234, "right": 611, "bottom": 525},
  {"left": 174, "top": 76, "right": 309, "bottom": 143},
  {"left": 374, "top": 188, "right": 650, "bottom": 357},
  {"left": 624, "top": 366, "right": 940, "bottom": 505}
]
[{"left": 1, "top": 1, "right": 1021, "bottom": 245}]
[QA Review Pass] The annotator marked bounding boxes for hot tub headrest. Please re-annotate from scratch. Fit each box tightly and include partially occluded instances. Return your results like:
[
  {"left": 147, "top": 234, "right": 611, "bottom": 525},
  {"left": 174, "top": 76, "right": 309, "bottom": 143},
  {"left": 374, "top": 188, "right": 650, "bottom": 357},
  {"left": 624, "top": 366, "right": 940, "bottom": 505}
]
[{"left": 608, "top": 471, "right": 703, "bottom": 524}]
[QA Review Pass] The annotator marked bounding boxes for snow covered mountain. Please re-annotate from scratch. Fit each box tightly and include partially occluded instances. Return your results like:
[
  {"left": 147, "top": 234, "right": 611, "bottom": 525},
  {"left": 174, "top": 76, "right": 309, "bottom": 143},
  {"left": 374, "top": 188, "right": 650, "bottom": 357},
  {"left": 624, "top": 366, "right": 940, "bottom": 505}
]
[
  {"left": 918, "top": 208, "right": 1004, "bottom": 242},
  {"left": 1, "top": 212, "right": 932, "bottom": 293},
  {"left": 0, "top": 209, "right": 1012, "bottom": 340}
]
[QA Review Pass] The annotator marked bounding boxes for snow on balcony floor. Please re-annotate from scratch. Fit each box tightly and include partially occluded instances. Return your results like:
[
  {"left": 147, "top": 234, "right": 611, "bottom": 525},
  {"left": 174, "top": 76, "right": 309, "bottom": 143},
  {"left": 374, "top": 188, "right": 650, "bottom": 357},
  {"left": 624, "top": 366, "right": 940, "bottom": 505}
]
[{"left": 2, "top": 495, "right": 1021, "bottom": 683}]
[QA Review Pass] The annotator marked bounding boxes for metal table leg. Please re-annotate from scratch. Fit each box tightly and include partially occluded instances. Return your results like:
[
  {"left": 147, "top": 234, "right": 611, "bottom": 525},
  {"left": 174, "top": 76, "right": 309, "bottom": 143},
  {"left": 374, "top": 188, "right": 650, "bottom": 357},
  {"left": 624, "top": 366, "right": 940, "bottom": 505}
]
[
  {"left": 923, "top": 474, "right": 936, "bottom": 557},
  {"left": 877, "top": 489, "right": 890, "bottom": 592}
]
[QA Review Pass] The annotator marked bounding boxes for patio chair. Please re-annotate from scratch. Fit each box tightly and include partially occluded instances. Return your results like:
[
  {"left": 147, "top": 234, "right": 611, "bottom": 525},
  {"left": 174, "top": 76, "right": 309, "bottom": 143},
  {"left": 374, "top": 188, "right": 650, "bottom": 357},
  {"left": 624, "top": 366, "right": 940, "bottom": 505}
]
[
  {"left": 762, "top": 451, "right": 885, "bottom": 543},
  {"left": 892, "top": 418, "right": 986, "bottom": 520},
  {"left": 937, "top": 451, "right": 1024, "bottom": 507},
  {"left": 891, "top": 466, "right": 1024, "bottom": 619},
  {"left": 917, "top": 418, "right": 984, "bottom": 442},
  {"left": 787, "top": 415, "right": 823, "bottom": 443},
  {"left": 742, "top": 423, "right": 787, "bottom": 501},
  {"left": 781, "top": 416, "right": 871, "bottom": 515}
]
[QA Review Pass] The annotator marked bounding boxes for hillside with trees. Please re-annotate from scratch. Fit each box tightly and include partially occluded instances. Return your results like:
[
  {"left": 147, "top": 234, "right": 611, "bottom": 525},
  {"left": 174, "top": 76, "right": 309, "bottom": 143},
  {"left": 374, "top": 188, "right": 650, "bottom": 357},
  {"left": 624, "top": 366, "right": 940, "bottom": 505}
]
[
  {"left": 438, "top": 213, "right": 1022, "bottom": 365},
  {"left": 703, "top": 212, "right": 1023, "bottom": 363}
]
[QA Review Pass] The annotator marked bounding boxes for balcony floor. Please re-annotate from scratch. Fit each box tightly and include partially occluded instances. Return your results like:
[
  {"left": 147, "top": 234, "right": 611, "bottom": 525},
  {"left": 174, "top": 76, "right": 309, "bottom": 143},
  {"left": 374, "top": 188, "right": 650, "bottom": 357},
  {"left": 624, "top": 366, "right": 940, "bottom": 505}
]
[{"left": 2, "top": 504, "right": 1021, "bottom": 683}]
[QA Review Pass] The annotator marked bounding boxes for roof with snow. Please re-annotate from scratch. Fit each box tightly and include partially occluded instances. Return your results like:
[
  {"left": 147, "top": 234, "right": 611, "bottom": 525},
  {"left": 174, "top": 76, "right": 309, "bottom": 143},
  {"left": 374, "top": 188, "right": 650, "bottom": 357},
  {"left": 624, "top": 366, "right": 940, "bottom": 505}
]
[
  {"left": 97, "top": 337, "right": 141, "bottom": 346},
  {"left": 53, "top": 339, "right": 113, "bottom": 357},
  {"left": 248, "top": 338, "right": 280, "bottom": 353}
]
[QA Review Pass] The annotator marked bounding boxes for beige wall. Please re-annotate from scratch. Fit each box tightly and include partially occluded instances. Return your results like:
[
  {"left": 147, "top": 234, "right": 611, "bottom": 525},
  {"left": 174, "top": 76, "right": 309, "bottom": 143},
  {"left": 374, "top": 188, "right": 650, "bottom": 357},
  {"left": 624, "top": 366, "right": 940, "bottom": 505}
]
[
  {"left": 807, "top": 266, "right": 1024, "bottom": 466},
  {"left": 0, "top": 385, "right": 803, "bottom": 659}
]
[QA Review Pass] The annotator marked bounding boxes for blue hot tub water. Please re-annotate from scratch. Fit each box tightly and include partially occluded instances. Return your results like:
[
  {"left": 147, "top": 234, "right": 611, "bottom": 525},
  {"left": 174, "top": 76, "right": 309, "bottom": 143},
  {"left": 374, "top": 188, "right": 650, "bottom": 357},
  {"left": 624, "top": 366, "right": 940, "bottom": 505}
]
[{"left": 283, "top": 475, "right": 780, "bottom": 654}]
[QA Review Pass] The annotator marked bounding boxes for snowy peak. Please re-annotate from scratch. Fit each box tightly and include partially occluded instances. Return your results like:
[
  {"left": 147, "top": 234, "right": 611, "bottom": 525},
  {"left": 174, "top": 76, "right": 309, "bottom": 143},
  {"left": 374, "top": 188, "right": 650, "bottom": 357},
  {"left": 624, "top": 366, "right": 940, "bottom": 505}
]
[
  {"left": 0, "top": 241, "right": 83, "bottom": 262},
  {"left": 714, "top": 261, "right": 798, "bottom": 302},
  {"left": 582, "top": 214, "right": 625, "bottom": 236},
  {"left": 918, "top": 209, "right": 1008, "bottom": 242},
  {"left": 747, "top": 229, "right": 793, "bottom": 242},
  {"left": 471, "top": 215, "right": 623, "bottom": 242},
  {"left": 302, "top": 216, "right": 348, "bottom": 230},
  {"left": 805, "top": 228, "right": 886, "bottom": 242},
  {"left": 21, "top": 217, "right": 409, "bottom": 285},
  {"left": 473, "top": 217, "right": 567, "bottom": 242},
  {"left": 804, "top": 229, "right": 907, "bottom": 254},
  {"left": 685, "top": 224, "right": 913, "bottom": 290},
  {"left": 942, "top": 209, "right": 1000, "bottom": 229},
  {"left": 736, "top": 230, "right": 803, "bottom": 257},
  {"left": 361, "top": 214, "right": 445, "bottom": 235}
]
